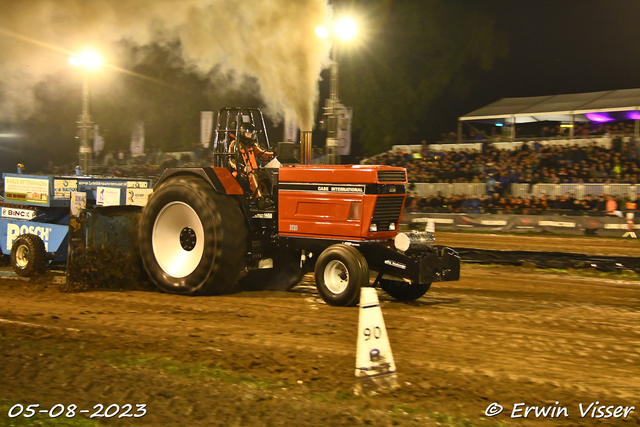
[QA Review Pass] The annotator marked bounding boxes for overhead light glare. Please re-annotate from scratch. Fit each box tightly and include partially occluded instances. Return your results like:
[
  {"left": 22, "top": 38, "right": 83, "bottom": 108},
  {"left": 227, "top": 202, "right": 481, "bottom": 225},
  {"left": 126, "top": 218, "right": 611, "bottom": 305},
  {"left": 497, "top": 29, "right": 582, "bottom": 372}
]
[
  {"left": 315, "top": 26, "right": 329, "bottom": 38},
  {"left": 70, "top": 51, "right": 101, "bottom": 69},
  {"left": 335, "top": 18, "right": 357, "bottom": 41}
]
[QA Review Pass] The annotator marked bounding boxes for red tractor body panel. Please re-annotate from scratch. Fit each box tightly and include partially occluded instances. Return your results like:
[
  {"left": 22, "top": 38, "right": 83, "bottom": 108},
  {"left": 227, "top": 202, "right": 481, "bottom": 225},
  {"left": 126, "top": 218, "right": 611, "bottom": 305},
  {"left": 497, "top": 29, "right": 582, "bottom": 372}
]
[
  {"left": 211, "top": 167, "right": 245, "bottom": 195},
  {"left": 277, "top": 164, "right": 405, "bottom": 183},
  {"left": 277, "top": 165, "right": 407, "bottom": 240}
]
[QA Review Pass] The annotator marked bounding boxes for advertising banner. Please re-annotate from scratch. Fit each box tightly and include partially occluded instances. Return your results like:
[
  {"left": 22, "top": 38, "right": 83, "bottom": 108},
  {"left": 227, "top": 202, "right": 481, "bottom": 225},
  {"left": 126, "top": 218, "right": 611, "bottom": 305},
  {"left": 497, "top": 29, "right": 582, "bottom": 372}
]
[
  {"left": 93, "top": 124, "right": 105, "bottom": 155},
  {"left": 53, "top": 179, "right": 78, "bottom": 200},
  {"left": 201, "top": 111, "right": 214, "bottom": 148},
  {"left": 125, "top": 188, "right": 153, "bottom": 206},
  {"left": 1, "top": 207, "right": 36, "bottom": 220},
  {"left": 96, "top": 187, "right": 122, "bottom": 207},
  {"left": 1, "top": 219, "right": 68, "bottom": 253},
  {"left": 130, "top": 122, "right": 145, "bottom": 156},
  {"left": 403, "top": 213, "right": 638, "bottom": 237},
  {"left": 75, "top": 178, "right": 149, "bottom": 193},
  {"left": 336, "top": 104, "right": 353, "bottom": 156},
  {"left": 3, "top": 175, "right": 50, "bottom": 206},
  {"left": 70, "top": 191, "right": 86, "bottom": 217}
]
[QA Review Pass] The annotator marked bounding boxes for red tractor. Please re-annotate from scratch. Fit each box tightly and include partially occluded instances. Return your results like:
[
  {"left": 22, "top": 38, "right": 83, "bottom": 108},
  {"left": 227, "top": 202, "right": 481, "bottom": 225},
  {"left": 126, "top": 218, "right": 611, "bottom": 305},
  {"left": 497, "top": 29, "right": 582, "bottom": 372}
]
[{"left": 139, "top": 107, "right": 459, "bottom": 306}]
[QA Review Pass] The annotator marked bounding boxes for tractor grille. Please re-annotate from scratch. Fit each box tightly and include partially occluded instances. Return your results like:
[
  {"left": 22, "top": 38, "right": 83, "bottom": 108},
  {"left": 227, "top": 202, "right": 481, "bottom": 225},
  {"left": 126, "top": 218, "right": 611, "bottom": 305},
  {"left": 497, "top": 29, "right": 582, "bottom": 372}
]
[
  {"left": 371, "top": 196, "right": 404, "bottom": 231},
  {"left": 377, "top": 170, "right": 406, "bottom": 182}
]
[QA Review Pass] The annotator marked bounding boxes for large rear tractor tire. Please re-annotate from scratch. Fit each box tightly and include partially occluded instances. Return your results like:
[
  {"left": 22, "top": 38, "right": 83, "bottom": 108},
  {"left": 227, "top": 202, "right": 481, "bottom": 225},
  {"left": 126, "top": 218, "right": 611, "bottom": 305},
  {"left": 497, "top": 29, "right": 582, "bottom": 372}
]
[
  {"left": 10, "top": 234, "right": 47, "bottom": 277},
  {"left": 315, "top": 244, "right": 369, "bottom": 307},
  {"left": 139, "top": 175, "right": 248, "bottom": 295},
  {"left": 380, "top": 279, "right": 431, "bottom": 302}
]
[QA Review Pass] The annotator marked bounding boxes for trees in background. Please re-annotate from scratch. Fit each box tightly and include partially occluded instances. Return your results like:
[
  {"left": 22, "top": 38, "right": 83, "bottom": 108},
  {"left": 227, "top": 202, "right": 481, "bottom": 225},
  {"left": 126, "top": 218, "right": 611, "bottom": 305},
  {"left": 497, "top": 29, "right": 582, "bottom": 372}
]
[{"left": 337, "top": 0, "right": 507, "bottom": 156}]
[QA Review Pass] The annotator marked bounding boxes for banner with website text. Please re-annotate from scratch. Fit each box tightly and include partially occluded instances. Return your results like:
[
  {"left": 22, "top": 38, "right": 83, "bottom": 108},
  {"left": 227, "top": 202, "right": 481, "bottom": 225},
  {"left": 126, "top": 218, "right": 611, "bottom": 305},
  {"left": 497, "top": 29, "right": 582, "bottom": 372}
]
[{"left": 402, "top": 213, "right": 636, "bottom": 237}]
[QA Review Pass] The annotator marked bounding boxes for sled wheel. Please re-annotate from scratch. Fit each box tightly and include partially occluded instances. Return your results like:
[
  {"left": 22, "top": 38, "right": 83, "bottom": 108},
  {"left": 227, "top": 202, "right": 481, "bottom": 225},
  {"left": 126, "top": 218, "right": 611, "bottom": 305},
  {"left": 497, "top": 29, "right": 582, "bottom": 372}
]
[
  {"left": 380, "top": 279, "right": 431, "bottom": 302},
  {"left": 315, "top": 244, "right": 368, "bottom": 307},
  {"left": 139, "top": 175, "right": 248, "bottom": 295},
  {"left": 11, "top": 234, "right": 47, "bottom": 277}
]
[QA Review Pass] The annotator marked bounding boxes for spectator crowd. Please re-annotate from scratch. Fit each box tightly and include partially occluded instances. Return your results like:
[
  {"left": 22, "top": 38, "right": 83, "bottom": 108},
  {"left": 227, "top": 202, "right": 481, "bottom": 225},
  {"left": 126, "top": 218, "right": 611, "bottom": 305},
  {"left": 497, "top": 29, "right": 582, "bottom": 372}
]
[
  {"left": 37, "top": 144, "right": 212, "bottom": 179},
  {"left": 365, "top": 122, "right": 640, "bottom": 189},
  {"left": 365, "top": 121, "right": 640, "bottom": 216}
]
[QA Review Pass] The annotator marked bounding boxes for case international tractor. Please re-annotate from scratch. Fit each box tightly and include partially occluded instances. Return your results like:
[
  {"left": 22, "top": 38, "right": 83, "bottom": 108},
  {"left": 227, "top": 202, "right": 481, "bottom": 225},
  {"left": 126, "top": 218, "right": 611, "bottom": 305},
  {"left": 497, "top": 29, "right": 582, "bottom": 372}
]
[{"left": 139, "top": 107, "right": 460, "bottom": 306}]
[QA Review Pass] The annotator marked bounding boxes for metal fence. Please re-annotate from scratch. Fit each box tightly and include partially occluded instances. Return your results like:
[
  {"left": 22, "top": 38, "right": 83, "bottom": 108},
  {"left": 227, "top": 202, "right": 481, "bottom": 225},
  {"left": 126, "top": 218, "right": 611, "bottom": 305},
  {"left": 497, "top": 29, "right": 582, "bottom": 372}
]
[
  {"left": 529, "top": 183, "right": 637, "bottom": 199},
  {"left": 410, "top": 182, "right": 638, "bottom": 199},
  {"left": 410, "top": 183, "right": 486, "bottom": 198}
]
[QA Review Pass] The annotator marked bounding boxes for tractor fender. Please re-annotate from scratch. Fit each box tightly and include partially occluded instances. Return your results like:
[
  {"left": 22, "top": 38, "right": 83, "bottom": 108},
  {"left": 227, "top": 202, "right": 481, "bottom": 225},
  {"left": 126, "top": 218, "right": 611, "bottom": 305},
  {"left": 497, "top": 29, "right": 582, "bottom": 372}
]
[{"left": 155, "top": 167, "right": 244, "bottom": 195}]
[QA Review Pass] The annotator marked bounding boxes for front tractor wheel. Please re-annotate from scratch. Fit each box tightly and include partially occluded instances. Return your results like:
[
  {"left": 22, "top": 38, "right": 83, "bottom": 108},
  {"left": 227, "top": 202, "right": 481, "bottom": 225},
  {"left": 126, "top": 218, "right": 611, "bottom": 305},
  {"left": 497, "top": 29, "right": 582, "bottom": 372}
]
[
  {"left": 315, "top": 244, "right": 369, "bottom": 307},
  {"left": 380, "top": 279, "right": 431, "bottom": 302},
  {"left": 139, "top": 176, "right": 248, "bottom": 295}
]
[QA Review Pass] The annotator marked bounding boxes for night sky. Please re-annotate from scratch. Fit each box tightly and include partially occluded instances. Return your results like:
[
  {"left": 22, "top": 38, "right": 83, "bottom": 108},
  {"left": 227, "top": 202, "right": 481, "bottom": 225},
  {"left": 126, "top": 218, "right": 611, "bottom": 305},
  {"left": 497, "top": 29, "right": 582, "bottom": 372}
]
[
  {"left": 428, "top": 0, "right": 640, "bottom": 139},
  {"left": 1, "top": 1, "right": 640, "bottom": 174}
]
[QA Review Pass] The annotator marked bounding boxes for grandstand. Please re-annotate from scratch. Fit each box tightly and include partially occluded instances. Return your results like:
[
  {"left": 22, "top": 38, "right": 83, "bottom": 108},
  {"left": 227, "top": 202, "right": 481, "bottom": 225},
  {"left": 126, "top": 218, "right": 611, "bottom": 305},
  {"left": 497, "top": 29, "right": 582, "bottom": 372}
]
[
  {"left": 457, "top": 88, "right": 640, "bottom": 142},
  {"left": 364, "top": 89, "right": 640, "bottom": 214}
]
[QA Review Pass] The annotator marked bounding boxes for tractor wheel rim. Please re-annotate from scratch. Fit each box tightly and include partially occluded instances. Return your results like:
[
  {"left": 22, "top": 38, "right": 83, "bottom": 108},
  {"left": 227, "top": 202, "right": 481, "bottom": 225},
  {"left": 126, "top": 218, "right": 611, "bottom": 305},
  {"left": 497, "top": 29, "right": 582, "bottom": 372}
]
[
  {"left": 324, "top": 260, "right": 349, "bottom": 294},
  {"left": 152, "top": 202, "right": 205, "bottom": 278},
  {"left": 15, "top": 245, "right": 30, "bottom": 268}
]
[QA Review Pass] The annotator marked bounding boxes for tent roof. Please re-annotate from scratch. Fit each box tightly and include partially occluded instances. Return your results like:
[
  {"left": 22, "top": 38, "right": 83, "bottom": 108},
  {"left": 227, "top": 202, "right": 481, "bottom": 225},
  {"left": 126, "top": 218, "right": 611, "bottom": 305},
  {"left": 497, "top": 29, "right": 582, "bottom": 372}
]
[{"left": 460, "top": 88, "right": 640, "bottom": 123}]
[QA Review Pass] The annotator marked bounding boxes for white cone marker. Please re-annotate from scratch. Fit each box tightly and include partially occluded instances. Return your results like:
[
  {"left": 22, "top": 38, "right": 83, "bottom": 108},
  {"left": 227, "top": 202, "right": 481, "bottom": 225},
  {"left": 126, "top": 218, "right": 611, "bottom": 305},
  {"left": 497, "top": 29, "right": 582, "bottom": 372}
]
[
  {"left": 623, "top": 212, "right": 637, "bottom": 238},
  {"left": 426, "top": 218, "right": 435, "bottom": 233},
  {"left": 354, "top": 288, "right": 398, "bottom": 394}
]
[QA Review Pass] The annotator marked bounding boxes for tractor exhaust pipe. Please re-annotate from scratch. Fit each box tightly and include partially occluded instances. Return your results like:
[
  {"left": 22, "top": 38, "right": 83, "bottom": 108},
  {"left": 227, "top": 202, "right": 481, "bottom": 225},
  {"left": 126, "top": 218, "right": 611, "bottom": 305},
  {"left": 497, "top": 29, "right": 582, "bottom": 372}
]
[{"left": 300, "top": 131, "right": 312, "bottom": 165}]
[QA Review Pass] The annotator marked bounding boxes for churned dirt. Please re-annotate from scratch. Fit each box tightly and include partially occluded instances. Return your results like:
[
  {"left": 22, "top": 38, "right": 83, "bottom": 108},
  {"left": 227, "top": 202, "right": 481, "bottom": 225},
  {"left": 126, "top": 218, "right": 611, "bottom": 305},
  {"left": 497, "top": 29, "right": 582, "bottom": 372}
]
[{"left": 0, "top": 235, "right": 639, "bottom": 426}]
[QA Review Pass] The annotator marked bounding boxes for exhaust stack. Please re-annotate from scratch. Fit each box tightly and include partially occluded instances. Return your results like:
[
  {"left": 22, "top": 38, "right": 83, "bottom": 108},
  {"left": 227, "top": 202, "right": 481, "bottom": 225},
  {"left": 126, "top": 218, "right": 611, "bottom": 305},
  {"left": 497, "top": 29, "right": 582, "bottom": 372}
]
[{"left": 300, "top": 131, "right": 312, "bottom": 165}]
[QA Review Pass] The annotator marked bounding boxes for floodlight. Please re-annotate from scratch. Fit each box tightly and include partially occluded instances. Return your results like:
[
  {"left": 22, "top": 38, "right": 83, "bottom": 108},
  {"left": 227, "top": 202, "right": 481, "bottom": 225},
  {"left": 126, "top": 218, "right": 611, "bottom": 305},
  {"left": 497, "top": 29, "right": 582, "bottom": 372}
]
[
  {"left": 79, "top": 51, "right": 101, "bottom": 68},
  {"left": 335, "top": 18, "right": 357, "bottom": 41}
]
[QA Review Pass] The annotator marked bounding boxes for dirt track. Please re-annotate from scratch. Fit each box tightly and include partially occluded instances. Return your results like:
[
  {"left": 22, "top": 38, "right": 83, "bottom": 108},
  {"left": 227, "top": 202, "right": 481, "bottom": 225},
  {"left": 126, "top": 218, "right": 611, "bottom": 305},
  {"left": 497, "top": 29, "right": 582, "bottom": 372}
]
[{"left": 1, "top": 249, "right": 640, "bottom": 426}]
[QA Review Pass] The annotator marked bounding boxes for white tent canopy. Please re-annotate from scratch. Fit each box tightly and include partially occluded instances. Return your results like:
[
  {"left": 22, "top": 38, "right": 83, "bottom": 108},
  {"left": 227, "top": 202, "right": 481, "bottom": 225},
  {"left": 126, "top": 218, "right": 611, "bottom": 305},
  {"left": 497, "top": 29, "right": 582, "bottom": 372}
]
[{"left": 459, "top": 88, "right": 640, "bottom": 124}]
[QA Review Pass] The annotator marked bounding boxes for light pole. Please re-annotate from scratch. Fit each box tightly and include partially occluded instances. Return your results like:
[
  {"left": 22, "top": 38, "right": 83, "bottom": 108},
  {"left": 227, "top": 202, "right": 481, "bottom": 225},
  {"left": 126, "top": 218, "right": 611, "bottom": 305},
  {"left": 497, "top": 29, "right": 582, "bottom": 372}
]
[
  {"left": 70, "top": 51, "right": 101, "bottom": 174},
  {"left": 316, "top": 18, "right": 357, "bottom": 165},
  {"left": 326, "top": 44, "right": 340, "bottom": 165}
]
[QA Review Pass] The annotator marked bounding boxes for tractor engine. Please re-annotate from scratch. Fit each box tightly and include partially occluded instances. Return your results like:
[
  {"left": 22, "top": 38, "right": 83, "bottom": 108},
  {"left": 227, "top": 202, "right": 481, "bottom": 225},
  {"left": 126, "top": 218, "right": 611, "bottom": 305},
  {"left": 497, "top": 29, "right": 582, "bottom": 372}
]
[{"left": 277, "top": 165, "right": 407, "bottom": 240}]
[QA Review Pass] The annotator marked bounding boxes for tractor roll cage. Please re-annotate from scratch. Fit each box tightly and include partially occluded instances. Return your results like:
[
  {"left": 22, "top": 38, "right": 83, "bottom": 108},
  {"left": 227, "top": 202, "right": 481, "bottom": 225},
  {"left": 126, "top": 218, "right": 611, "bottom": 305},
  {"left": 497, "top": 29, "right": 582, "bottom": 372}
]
[{"left": 212, "top": 107, "right": 271, "bottom": 169}]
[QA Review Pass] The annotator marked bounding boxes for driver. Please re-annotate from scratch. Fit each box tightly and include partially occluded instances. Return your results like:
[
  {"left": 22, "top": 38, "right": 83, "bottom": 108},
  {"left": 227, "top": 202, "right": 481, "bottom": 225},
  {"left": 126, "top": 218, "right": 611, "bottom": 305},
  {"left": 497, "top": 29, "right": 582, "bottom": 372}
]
[{"left": 229, "top": 123, "right": 274, "bottom": 203}]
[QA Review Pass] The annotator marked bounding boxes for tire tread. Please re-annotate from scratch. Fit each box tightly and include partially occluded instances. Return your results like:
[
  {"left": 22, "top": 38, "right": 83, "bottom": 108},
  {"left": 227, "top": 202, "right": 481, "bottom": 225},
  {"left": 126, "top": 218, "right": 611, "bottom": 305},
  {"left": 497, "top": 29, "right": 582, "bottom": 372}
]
[
  {"left": 140, "top": 175, "right": 248, "bottom": 295},
  {"left": 315, "top": 244, "right": 368, "bottom": 307},
  {"left": 10, "top": 233, "right": 47, "bottom": 277}
]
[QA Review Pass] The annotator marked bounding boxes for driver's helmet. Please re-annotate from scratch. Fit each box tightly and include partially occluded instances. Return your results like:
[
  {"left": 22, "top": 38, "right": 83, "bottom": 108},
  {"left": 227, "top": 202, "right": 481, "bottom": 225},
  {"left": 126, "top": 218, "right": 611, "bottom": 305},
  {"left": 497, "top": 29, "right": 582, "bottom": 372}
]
[{"left": 239, "top": 123, "right": 257, "bottom": 146}]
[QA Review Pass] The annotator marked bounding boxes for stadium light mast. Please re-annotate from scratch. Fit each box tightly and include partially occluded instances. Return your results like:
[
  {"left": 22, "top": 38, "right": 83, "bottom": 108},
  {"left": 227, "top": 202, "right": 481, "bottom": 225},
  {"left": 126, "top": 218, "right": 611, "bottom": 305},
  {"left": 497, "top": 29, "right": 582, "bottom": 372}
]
[
  {"left": 69, "top": 51, "right": 101, "bottom": 174},
  {"left": 316, "top": 17, "right": 358, "bottom": 165}
]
